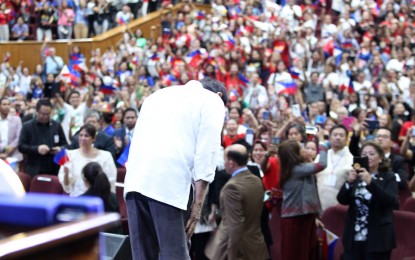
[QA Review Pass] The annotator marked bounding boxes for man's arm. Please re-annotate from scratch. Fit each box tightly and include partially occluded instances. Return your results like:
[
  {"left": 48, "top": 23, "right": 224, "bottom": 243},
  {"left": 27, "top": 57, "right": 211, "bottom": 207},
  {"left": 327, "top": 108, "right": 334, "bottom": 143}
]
[
  {"left": 18, "top": 123, "right": 39, "bottom": 155},
  {"left": 185, "top": 180, "right": 208, "bottom": 238},
  {"left": 187, "top": 89, "right": 225, "bottom": 238}
]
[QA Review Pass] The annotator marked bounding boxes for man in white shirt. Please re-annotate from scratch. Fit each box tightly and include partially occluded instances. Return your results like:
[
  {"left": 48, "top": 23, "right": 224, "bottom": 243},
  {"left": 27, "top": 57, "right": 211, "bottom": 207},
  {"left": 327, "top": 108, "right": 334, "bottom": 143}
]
[
  {"left": 317, "top": 125, "right": 354, "bottom": 211},
  {"left": 243, "top": 72, "right": 268, "bottom": 110},
  {"left": 124, "top": 78, "right": 227, "bottom": 259}
]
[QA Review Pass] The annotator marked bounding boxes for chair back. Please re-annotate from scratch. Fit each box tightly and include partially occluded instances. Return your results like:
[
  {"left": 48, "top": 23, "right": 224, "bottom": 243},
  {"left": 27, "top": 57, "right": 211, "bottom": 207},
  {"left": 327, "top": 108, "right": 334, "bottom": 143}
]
[
  {"left": 321, "top": 205, "right": 348, "bottom": 260},
  {"left": 402, "top": 196, "right": 415, "bottom": 213},
  {"left": 392, "top": 210, "right": 415, "bottom": 259},
  {"left": 16, "top": 172, "right": 32, "bottom": 192},
  {"left": 29, "top": 174, "right": 64, "bottom": 194}
]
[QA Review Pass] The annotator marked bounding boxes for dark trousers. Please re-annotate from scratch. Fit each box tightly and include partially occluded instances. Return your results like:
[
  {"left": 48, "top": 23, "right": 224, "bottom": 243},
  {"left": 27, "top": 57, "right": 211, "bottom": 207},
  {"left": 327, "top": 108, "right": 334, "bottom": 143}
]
[
  {"left": 343, "top": 241, "right": 391, "bottom": 260},
  {"left": 128, "top": 2, "right": 141, "bottom": 18},
  {"left": 280, "top": 214, "right": 318, "bottom": 260},
  {"left": 190, "top": 232, "right": 211, "bottom": 260},
  {"left": 126, "top": 192, "right": 190, "bottom": 260}
]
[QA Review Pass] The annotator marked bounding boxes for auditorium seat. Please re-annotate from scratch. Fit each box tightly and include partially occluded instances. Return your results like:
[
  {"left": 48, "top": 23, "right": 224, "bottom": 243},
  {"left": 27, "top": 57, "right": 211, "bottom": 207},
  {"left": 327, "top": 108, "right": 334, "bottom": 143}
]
[
  {"left": 16, "top": 172, "right": 32, "bottom": 192},
  {"left": 117, "top": 168, "right": 126, "bottom": 183},
  {"left": 402, "top": 196, "right": 415, "bottom": 213},
  {"left": 399, "top": 186, "right": 412, "bottom": 209},
  {"left": 392, "top": 210, "right": 415, "bottom": 259},
  {"left": 321, "top": 205, "right": 348, "bottom": 260},
  {"left": 29, "top": 174, "right": 64, "bottom": 194}
]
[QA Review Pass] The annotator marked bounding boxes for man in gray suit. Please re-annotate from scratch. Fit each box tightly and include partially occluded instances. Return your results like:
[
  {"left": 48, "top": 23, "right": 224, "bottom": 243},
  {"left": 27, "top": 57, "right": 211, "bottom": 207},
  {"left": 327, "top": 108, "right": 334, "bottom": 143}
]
[
  {"left": 205, "top": 144, "right": 269, "bottom": 260},
  {"left": 0, "top": 98, "right": 22, "bottom": 164}
]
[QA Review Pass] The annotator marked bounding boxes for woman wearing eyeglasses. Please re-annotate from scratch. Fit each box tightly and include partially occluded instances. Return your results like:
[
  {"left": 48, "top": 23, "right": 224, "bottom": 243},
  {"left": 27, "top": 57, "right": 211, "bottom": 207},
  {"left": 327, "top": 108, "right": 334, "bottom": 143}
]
[{"left": 337, "top": 141, "right": 398, "bottom": 260}]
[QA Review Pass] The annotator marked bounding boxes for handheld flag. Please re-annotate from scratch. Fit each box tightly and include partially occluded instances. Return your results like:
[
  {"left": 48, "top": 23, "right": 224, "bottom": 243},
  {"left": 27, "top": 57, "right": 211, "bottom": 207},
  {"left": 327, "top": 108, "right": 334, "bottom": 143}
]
[
  {"left": 334, "top": 45, "right": 343, "bottom": 65},
  {"left": 53, "top": 149, "right": 69, "bottom": 166},
  {"left": 186, "top": 50, "right": 203, "bottom": 67},
  {"left": 100, "top": 84, "right": 118, "bottom": 95},
  {"left": 238, "top": 73, "right": 250, "bottom": 87},
  {"left": 340, "top": 71, "right": 354, "bottom": 94},
  {"left": 322, "top": 228, "right": 339, "bottom": 260},
  {"left": 289, "top": 67, "right": 301, "bottom": 79},
  {"left": 117, "top": 143, "right": 131, "bottom": 167},
  {"left": 223, "top": 35, "right": 235, "bottom": 49},
  {"left": 276, "top": 81, "right": 297, "bottom": 95},
  {"left": 4, "top": 157, "right": 18, "bottom": 171},
  {"left": 150, "top": 53, "right": 160, "bottom": 61}
]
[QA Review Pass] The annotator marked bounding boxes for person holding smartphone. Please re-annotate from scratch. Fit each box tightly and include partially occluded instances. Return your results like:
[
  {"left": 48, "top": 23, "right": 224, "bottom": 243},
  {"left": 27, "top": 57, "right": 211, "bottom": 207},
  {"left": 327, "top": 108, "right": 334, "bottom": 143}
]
[
  {"left": 278, "top": 124, "right": 327, "bottom": 260},
  {"left": 337, "top": 141, "right": 398, "bottom": 260}
]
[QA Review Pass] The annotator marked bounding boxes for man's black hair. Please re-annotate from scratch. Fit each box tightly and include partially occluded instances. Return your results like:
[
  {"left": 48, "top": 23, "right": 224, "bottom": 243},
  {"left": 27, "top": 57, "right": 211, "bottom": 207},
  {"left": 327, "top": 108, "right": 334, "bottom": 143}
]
[
  {"left": 329, "top": 124, "right": 348, "bottom": 136},
  {"left": 123, "top": 107, "right": 138, "bottom": 118},
  {"left": 36, "top": 98, "right": 53, "bottom": 111},
  {"left": 200, "top": 77, "right": 228, "bottom": 105}
]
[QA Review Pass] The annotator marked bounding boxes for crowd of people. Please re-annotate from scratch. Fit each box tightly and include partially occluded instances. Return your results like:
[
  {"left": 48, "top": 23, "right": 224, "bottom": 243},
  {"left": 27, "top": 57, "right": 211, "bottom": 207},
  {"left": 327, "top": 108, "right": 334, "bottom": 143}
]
[
  {"left": 1, "top": 0, "right": 415, "bottom": 258},
  {"left": 0, "top": 0, "right": 169, "bottom": 41}
]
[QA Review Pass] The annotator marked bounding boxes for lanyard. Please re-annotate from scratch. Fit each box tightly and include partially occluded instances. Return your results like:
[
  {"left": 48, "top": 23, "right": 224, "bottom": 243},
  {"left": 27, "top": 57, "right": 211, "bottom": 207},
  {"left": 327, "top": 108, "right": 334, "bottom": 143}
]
[{"left": 330, "top": 149, "right": 346, "bottom": 174}]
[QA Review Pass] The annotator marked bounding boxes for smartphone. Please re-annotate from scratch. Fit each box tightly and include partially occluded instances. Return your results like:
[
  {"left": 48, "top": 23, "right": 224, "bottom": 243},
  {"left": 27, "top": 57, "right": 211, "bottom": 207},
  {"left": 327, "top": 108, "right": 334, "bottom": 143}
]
[
  {"left": 364, "top": 119, "right": 380, "bottom": 131},
  {"left": 353, "top": 156, "right": 369, "bottom": 172},
  {"left": 305, "top": 125, "right": 318, "bottom": 135},
  {"left": 315, "top": 115, "right": 327, "bottom": 125},
  {"left": 292, "top": 104, "right": 301, "bottom": 118},
  {"left": 271, "top": 137, "right": 280, "bottom": 145},
  {"left": 262, "top": 111, "right": 270, "bottom": 121},
  {"left": 245, "top": 129, "right": 254, "bottom": 146}
]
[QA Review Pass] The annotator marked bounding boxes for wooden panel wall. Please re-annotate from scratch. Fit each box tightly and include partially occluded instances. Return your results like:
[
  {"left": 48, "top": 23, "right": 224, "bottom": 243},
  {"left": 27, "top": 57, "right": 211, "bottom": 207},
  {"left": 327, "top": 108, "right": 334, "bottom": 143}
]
[{"left": 0, "top": 4, "right": 211, "bottom": 71}]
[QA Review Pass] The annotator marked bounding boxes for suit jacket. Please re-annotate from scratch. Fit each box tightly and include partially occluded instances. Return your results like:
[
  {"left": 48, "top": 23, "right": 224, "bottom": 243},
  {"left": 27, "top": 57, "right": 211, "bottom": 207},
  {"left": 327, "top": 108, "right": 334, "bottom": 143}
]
[
  {"left": 389, "top": 153, "right": 408, "bottom": 190},
  {"left": 18, "top": 119, "right": 67, "bottom": 176},
  {"left": 114, "top": 127, "right": 133, "bottom": 153},
  {"left": 349, "top": 134, "right": 408, "bottom": 190},
  {"left": 205, "top": 170, "right": 269, "bottom": 260},
  {"left": 0, "top": 115, "right": 23, "bottom": 161},
  {"left": 69, "top": 130, "right": 116, "bottom": 160},
  {"left": 337, "top": 171, "right": 398, "bottom": 252}
]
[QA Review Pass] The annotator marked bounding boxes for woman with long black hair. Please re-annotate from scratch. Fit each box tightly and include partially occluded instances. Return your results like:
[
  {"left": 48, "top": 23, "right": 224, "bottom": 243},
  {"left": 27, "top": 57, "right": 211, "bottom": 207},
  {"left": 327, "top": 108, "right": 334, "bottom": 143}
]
[
  {"left": 278, "top": 137, "right": 327, "bottom": 260},
  {"left": 81, "top": 161, "right": 119, "bottom": 213}
]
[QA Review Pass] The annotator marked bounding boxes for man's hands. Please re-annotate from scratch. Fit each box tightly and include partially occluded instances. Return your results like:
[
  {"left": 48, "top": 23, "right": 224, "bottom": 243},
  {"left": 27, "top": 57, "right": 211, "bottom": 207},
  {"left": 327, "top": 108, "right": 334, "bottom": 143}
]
[
  {"left": 185, "top": 180, "right": 208, "bottom": 239},
  {"left": 185, "top": 202, "right": 203, "bottom": 238},
  {"left": 38, "top": 144, "right": 50, "bottom": 155}
]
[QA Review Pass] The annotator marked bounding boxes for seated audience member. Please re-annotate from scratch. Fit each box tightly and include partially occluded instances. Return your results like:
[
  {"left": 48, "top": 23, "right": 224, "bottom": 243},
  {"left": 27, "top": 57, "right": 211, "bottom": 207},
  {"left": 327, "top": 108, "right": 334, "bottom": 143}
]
[
  {"left": 69, "top": 111, "right": 117, "bottom": 159},
  {"left": 337, "top": 141, "right": 398, "bottom": 260},
  {"left": 81, "top": 162, "right": 119, "bottom": 212},
  {"left": 59, "top": 124, "right": 116, "bottom": 197}
]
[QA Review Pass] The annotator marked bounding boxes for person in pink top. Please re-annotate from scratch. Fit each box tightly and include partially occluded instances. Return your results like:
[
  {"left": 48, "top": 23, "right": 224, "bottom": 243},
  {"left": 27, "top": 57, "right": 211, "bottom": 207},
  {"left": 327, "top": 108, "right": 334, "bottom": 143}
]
[{"left": 57, "top": 0, "right": 75, "bottom": 39}]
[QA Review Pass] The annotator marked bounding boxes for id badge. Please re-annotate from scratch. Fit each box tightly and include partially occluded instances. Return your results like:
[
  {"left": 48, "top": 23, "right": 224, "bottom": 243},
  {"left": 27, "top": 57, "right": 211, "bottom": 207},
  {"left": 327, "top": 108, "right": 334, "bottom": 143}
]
[
  {"left": 54, "top": 135, "right": 59, "bottom": 143},
  {"left": 325, "top": 175, "right": 337, "bottom": 187}
]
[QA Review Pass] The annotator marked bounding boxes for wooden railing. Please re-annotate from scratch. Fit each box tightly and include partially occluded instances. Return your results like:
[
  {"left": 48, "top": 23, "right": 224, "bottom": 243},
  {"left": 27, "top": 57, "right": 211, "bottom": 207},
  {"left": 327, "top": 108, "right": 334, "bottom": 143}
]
[{"left": 0, "top": 4, "right": 211, "bottom": 71}]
